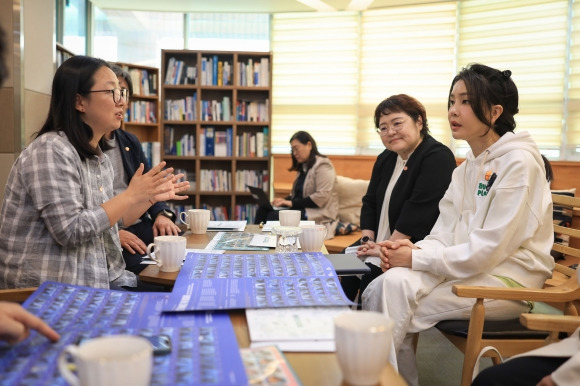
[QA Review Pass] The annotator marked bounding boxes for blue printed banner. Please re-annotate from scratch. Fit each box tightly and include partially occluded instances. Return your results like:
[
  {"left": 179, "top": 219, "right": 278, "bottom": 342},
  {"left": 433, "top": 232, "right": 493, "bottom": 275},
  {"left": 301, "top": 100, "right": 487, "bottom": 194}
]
[{"left": 163, "top": 252, "right": 354, "bottom": 312}]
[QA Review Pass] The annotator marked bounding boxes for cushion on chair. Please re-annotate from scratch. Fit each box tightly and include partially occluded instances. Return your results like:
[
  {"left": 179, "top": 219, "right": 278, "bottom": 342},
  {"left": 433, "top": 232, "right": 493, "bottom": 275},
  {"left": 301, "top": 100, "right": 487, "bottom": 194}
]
[
  {"left": 336, "top": 175, "right": 369, "bottom": 227},
  {"left": 435, "top": 319, "right": 551, "bottom": 340}
]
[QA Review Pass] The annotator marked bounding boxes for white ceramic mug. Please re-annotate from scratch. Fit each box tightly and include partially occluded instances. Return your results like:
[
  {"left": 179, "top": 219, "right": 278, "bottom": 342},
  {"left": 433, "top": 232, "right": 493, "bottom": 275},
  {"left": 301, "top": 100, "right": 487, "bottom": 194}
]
[
  {"left": 180, "top": 209, "right": 211, "bottom": 234},
  {"left": 146, "top": 235, "right": 186, "bottom": 272},
  {"left": 299, "top": 224, "right": 327, "bottom": 252},
  {"left": 58, "top": 335, "right": 152, "bottom": 386},
  {"left": 279, "top": 209, "right": 301, "bottom": 227},
  {"left": 334, "top": 311, "right": 394, "bottom": 386},
  {"left": 179, "top": 209, "right": 194, "bottom": 229}
]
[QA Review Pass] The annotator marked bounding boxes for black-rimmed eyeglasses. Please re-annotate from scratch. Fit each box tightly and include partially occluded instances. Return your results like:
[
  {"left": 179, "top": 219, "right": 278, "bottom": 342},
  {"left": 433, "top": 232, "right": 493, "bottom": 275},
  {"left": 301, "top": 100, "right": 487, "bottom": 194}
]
[{"left": 85, "top": 88, "right": 129, "bottom": 104}]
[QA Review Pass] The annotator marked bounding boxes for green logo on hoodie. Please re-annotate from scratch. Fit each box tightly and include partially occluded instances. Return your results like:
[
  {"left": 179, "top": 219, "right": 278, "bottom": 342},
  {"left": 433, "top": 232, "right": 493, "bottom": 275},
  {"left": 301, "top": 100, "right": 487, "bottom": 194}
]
[{"left": 477, "top": 182, "right": 488, "bottom": 197}]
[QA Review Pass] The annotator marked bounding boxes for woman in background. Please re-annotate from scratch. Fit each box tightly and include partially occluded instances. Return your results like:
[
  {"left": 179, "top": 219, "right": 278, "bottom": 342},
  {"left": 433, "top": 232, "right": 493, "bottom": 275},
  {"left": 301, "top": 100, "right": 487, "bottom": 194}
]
[
  {"left": 255, "top": 131, "right": 339, "bottom": 237},
  {"left": 0, "top": 55, "right": 189, "bottom": 290},
  {"left": 341, "top": 94, "right": 456, "bottom": 302},
  {"left": 104, "top": 64, "right": 180, "bottom": 275}
]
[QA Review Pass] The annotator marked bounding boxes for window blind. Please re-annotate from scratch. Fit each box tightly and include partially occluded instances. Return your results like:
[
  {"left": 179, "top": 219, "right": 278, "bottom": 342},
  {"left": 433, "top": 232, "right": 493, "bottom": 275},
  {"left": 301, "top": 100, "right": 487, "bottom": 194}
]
[
  {"left": 359, "top": 2, "right": 457, "bottom": 151},
  {"left": 565, "top": 0, "right": 580, "bottom": 159},
  {"left": 270, "top": 12, "right": 360, "bottom": 154},
  {"left": 457, "top": 0, "right": 568, "bottom": 157}
]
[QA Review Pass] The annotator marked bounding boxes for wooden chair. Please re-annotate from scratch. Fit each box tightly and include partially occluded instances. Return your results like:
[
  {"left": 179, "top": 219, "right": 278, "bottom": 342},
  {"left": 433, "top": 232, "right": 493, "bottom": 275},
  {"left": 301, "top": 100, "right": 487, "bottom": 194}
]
[
  {"left": 0, "top": 288, "right": 37, "bottom": 303},
  {"left": 433, "top": 193, "right": 580, "bottom": 386}
]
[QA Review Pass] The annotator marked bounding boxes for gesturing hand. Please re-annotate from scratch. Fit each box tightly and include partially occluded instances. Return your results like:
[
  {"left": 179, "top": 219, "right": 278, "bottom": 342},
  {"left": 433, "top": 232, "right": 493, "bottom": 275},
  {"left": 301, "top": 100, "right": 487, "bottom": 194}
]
[{"left": 128, "top": 162, "right": 190, "bottom": 205}]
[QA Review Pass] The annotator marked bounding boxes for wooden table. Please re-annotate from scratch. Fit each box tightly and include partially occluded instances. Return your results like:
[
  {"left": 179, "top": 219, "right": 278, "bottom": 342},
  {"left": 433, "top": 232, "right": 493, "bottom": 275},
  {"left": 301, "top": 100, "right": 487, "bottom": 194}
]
[{"left": 140, "top": 225, "right": 407, "bottom": 386}]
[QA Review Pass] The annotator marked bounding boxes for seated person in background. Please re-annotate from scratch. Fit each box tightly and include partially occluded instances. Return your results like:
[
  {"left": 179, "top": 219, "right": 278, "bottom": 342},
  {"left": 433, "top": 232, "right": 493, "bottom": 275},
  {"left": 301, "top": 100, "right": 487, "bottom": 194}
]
[
  {"left": 472, "top": 326, "right": 580, "bottom": 386},
  {"left": 105, "top": 64, "right": 180, "bottom": 275},
  {"left": 341, "top": 94, "right": 456, "bottom": 302},
  {"left": 0, "top": 56, "right": 189, "bottom": 290},
  {"left": 362, "top": 64, "right": 555, "bottom": 386},
  {"left": 0, "top": 301, "right": 60, "bottom": 345},
  {"left": 255, "top": 131, "right": 339, "bottom": 238}
]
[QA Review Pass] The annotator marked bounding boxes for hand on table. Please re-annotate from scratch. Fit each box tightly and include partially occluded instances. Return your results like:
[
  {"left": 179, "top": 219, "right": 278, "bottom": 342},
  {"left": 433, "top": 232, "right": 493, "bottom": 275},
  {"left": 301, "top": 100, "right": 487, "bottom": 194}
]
[{"left": 0, "top": 301, "right": 60, "bottom": 344}]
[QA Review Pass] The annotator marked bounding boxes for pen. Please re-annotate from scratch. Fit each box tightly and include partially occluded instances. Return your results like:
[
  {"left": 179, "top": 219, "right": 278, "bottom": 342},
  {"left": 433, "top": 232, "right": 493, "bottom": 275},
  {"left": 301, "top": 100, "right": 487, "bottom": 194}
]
[{"left": 486, "top": 172, "right": 497, "bottom": 192}]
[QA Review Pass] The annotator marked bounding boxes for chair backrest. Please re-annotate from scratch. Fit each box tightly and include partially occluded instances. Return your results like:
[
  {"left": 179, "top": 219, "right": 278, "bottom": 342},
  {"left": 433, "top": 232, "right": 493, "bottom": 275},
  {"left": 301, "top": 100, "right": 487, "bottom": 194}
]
[{"left": 551, "top": 192, "right": 580, "bottom": 259}]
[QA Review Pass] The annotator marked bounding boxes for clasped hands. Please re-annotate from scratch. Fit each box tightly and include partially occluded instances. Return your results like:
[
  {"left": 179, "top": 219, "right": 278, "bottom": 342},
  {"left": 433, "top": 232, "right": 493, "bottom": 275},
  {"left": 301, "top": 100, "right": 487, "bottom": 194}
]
[{"left": 376, "top": 239, "right": 417, "bottom": 272}]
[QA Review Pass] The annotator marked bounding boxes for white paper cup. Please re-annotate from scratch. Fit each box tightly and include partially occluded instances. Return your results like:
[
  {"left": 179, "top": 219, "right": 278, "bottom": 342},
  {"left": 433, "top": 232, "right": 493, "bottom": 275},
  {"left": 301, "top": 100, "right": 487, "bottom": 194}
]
[
  {"left": 58, "top": 335, "right": 152, "bottom": 386},
  {"left": 279, "top": 209, "right": 301, "bottom": 227},
  {"left": 334, "top": 311, "right": 394, "bottom": 386},
  {"left": 299, "top": 224, "right": 327, "bottom": 252},
  {"left": 146, "top": 235, "right": 186, "bottom": 272}
]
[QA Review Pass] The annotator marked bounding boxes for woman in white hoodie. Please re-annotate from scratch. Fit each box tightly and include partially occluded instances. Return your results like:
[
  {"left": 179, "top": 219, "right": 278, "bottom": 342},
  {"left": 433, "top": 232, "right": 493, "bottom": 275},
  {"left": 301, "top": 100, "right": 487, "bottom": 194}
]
[{"left": 362, "top": 63, "right": 555, "bottom": 385}]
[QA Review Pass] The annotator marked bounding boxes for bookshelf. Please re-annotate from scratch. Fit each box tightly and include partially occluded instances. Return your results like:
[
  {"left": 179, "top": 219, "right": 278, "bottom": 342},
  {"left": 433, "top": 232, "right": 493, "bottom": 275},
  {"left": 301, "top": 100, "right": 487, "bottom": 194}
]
[{"left": 161, "top": 50, "right": 272, "bottom": 222}]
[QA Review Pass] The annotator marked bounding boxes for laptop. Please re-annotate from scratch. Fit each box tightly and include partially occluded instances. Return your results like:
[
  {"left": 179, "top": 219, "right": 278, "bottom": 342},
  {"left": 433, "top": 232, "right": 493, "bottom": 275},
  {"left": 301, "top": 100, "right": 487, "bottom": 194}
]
[
  {"left": 247, "top": 185, "right": 287, "bottom": 210},
  {"left": 325, "top": 253, "right": 371, "bottom": 275}
]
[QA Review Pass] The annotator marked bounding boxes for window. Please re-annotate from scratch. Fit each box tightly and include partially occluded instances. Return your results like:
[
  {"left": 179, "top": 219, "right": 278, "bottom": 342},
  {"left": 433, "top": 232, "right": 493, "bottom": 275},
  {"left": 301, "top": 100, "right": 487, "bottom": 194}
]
[
  {"left": 359, "top": 3, "right": 457, "bottom": 152},
  {"left": 456, "top": 0, "right": 568, "bottom": 158},
  {"left": 62, "top": 0, "right": 88, "bottom": 55},
  {"left": 92, "top": 8, "right": 184, "bottom": 67},
  {"left": 271, "top": 0, "right": 578, "bottom": 159},
  {"left": 187, "top": 13, "right": 270, "bottom": 52},
  {"left": 271, "top": 12, "right": 360, "bottom": 154}
]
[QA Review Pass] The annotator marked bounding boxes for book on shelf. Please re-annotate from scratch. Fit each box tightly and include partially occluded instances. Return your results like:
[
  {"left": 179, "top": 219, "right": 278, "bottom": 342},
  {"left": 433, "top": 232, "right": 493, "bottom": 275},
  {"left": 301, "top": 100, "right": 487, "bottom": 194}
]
[
  {"left": 214, "top": 130, "right": 227, "bottom": 157},
  {"left": 205, "top": 127, "right": 215, "bottom": 156},
  {"left": 164, "top": 57, "right": 197, "bottom": 85}
]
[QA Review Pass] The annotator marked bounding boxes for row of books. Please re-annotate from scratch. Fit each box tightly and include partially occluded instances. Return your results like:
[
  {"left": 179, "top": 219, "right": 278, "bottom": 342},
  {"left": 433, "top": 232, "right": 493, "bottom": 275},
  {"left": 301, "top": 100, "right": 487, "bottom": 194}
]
[
  {"left": 125, "top": 101, "right": 157, "bottom": 124},
  {"left": 237, "top": 128, "right": 269, "bottom": 157},
  {"left": 164, "top": 57, "right": 197, "bottom": 85},
  {"left": 235, "top": 170, "right": 269, "bottom": 192},
  {"left": 141, "top": 141, "right": 160, "bottom": 168},
  {"left": 236, "top": 99, "right": 269, "bottom": 122},
  {"left": 174, "top": 133, "right": 196, "bottom": 156},
  {"left": 174, "top": 168, "right": 196, "bottom": 190},
  {"left": 201, "top": 56, "right": 232, "bottom": 86},
  {"left": 235, "top": 204, "right": 258, "bottom": 223},
  {"left": 199, "top": 169, "right": 232, "bottom": 191},
  {"left": 199, "top": 127, "right": 232, "bottom": 157},
  {"left": 201, "top": 205, "right": 230, "bottom": 221},
  {"left": 238, "top": 58, "right": 269, "bottom": 87},
  {"left": 164, "top": 94, "right": 197, "bottom": 121},
  {"left": 201, "top": 97, "right": 231, "bottom": 121},
  {"left": 128, "top": 68, "right": 158, "bottom": 96}
]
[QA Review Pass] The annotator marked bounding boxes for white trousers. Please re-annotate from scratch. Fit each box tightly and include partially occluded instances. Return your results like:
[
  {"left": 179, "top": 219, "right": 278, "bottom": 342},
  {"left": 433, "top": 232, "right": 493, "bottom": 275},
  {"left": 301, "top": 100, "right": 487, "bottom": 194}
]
[{"left": 361, "top": 267, "right": 529, "bottom": 386}]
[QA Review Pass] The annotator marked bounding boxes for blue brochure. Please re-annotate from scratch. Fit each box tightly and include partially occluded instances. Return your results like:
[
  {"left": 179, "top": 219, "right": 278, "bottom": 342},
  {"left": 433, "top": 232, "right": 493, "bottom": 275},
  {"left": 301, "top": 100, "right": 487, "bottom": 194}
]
[
  {"left": 163, "top": 252, "right": 355, "bottom": 312},
  {"left": 0, "top": 282, "right": 247, "bottom": 386}
]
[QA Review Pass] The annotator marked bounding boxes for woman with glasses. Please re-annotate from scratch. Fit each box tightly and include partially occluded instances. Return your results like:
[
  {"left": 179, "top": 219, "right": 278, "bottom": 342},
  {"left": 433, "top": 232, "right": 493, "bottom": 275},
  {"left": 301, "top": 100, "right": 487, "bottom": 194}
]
[
  {"left": 254, "top": 131, "right": 339, "bottom": 238},
  {"left": 0, "top": 55, "right": 189, "bottom": 290},
  {"left": 363, "top": 65, "right": 554, "bottom": 386},
  {"left": 341, "top": 94, "right": 456, "bottom": 303}
]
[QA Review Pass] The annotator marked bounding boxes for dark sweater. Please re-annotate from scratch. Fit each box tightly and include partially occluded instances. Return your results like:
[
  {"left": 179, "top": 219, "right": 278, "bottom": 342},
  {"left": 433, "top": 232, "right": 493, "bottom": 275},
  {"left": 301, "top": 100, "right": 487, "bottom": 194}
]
[
  {"left": 113, "top": 129, "right": 174, "bottom": 222},
  {"left": 360, "top": 134, "right": 456, "bottom": 242}
]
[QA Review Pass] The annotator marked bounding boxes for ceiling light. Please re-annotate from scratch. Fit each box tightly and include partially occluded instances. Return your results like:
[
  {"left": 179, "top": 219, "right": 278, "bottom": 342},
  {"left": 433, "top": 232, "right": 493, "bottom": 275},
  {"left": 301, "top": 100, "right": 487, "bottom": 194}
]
[
  {"left": 346, "top": 0, "right": 374, "bottom": 11},
  {"left": 295, "top": 0, "right": 336, "bottom": 12}
]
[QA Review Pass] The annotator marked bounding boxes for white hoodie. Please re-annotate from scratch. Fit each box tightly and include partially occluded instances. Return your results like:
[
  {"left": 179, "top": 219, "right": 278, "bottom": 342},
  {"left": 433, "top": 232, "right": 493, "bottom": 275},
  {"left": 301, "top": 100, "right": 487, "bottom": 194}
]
[{"left": 412, "top": 131, "right": 554, "bottom": 288}]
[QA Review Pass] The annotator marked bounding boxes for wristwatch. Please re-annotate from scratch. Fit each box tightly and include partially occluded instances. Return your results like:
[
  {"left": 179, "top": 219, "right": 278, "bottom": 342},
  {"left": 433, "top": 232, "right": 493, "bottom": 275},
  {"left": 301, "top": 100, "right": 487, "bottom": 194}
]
[
  {"left": 157, "top": 209, "right": 176, "bottom": 222},
  {"left": 361, "top": 235, "right": 374, "bottom": 244}
]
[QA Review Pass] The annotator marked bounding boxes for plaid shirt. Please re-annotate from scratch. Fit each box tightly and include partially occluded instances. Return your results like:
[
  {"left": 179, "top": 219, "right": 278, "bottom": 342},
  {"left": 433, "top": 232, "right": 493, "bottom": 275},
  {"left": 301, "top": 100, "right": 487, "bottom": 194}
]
[{"left": 0, "top": 132, "right": 136, "bottom": 289}]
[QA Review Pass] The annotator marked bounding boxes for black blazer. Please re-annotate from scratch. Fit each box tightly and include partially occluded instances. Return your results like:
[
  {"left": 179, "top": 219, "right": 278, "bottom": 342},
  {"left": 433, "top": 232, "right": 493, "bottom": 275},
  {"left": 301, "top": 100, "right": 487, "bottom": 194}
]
[
  {"left": 113, "top": 129, "right": 174, "bottom": 222},
  {"left": 360, "top": 135, "right": 456, "bottom": 242}
]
